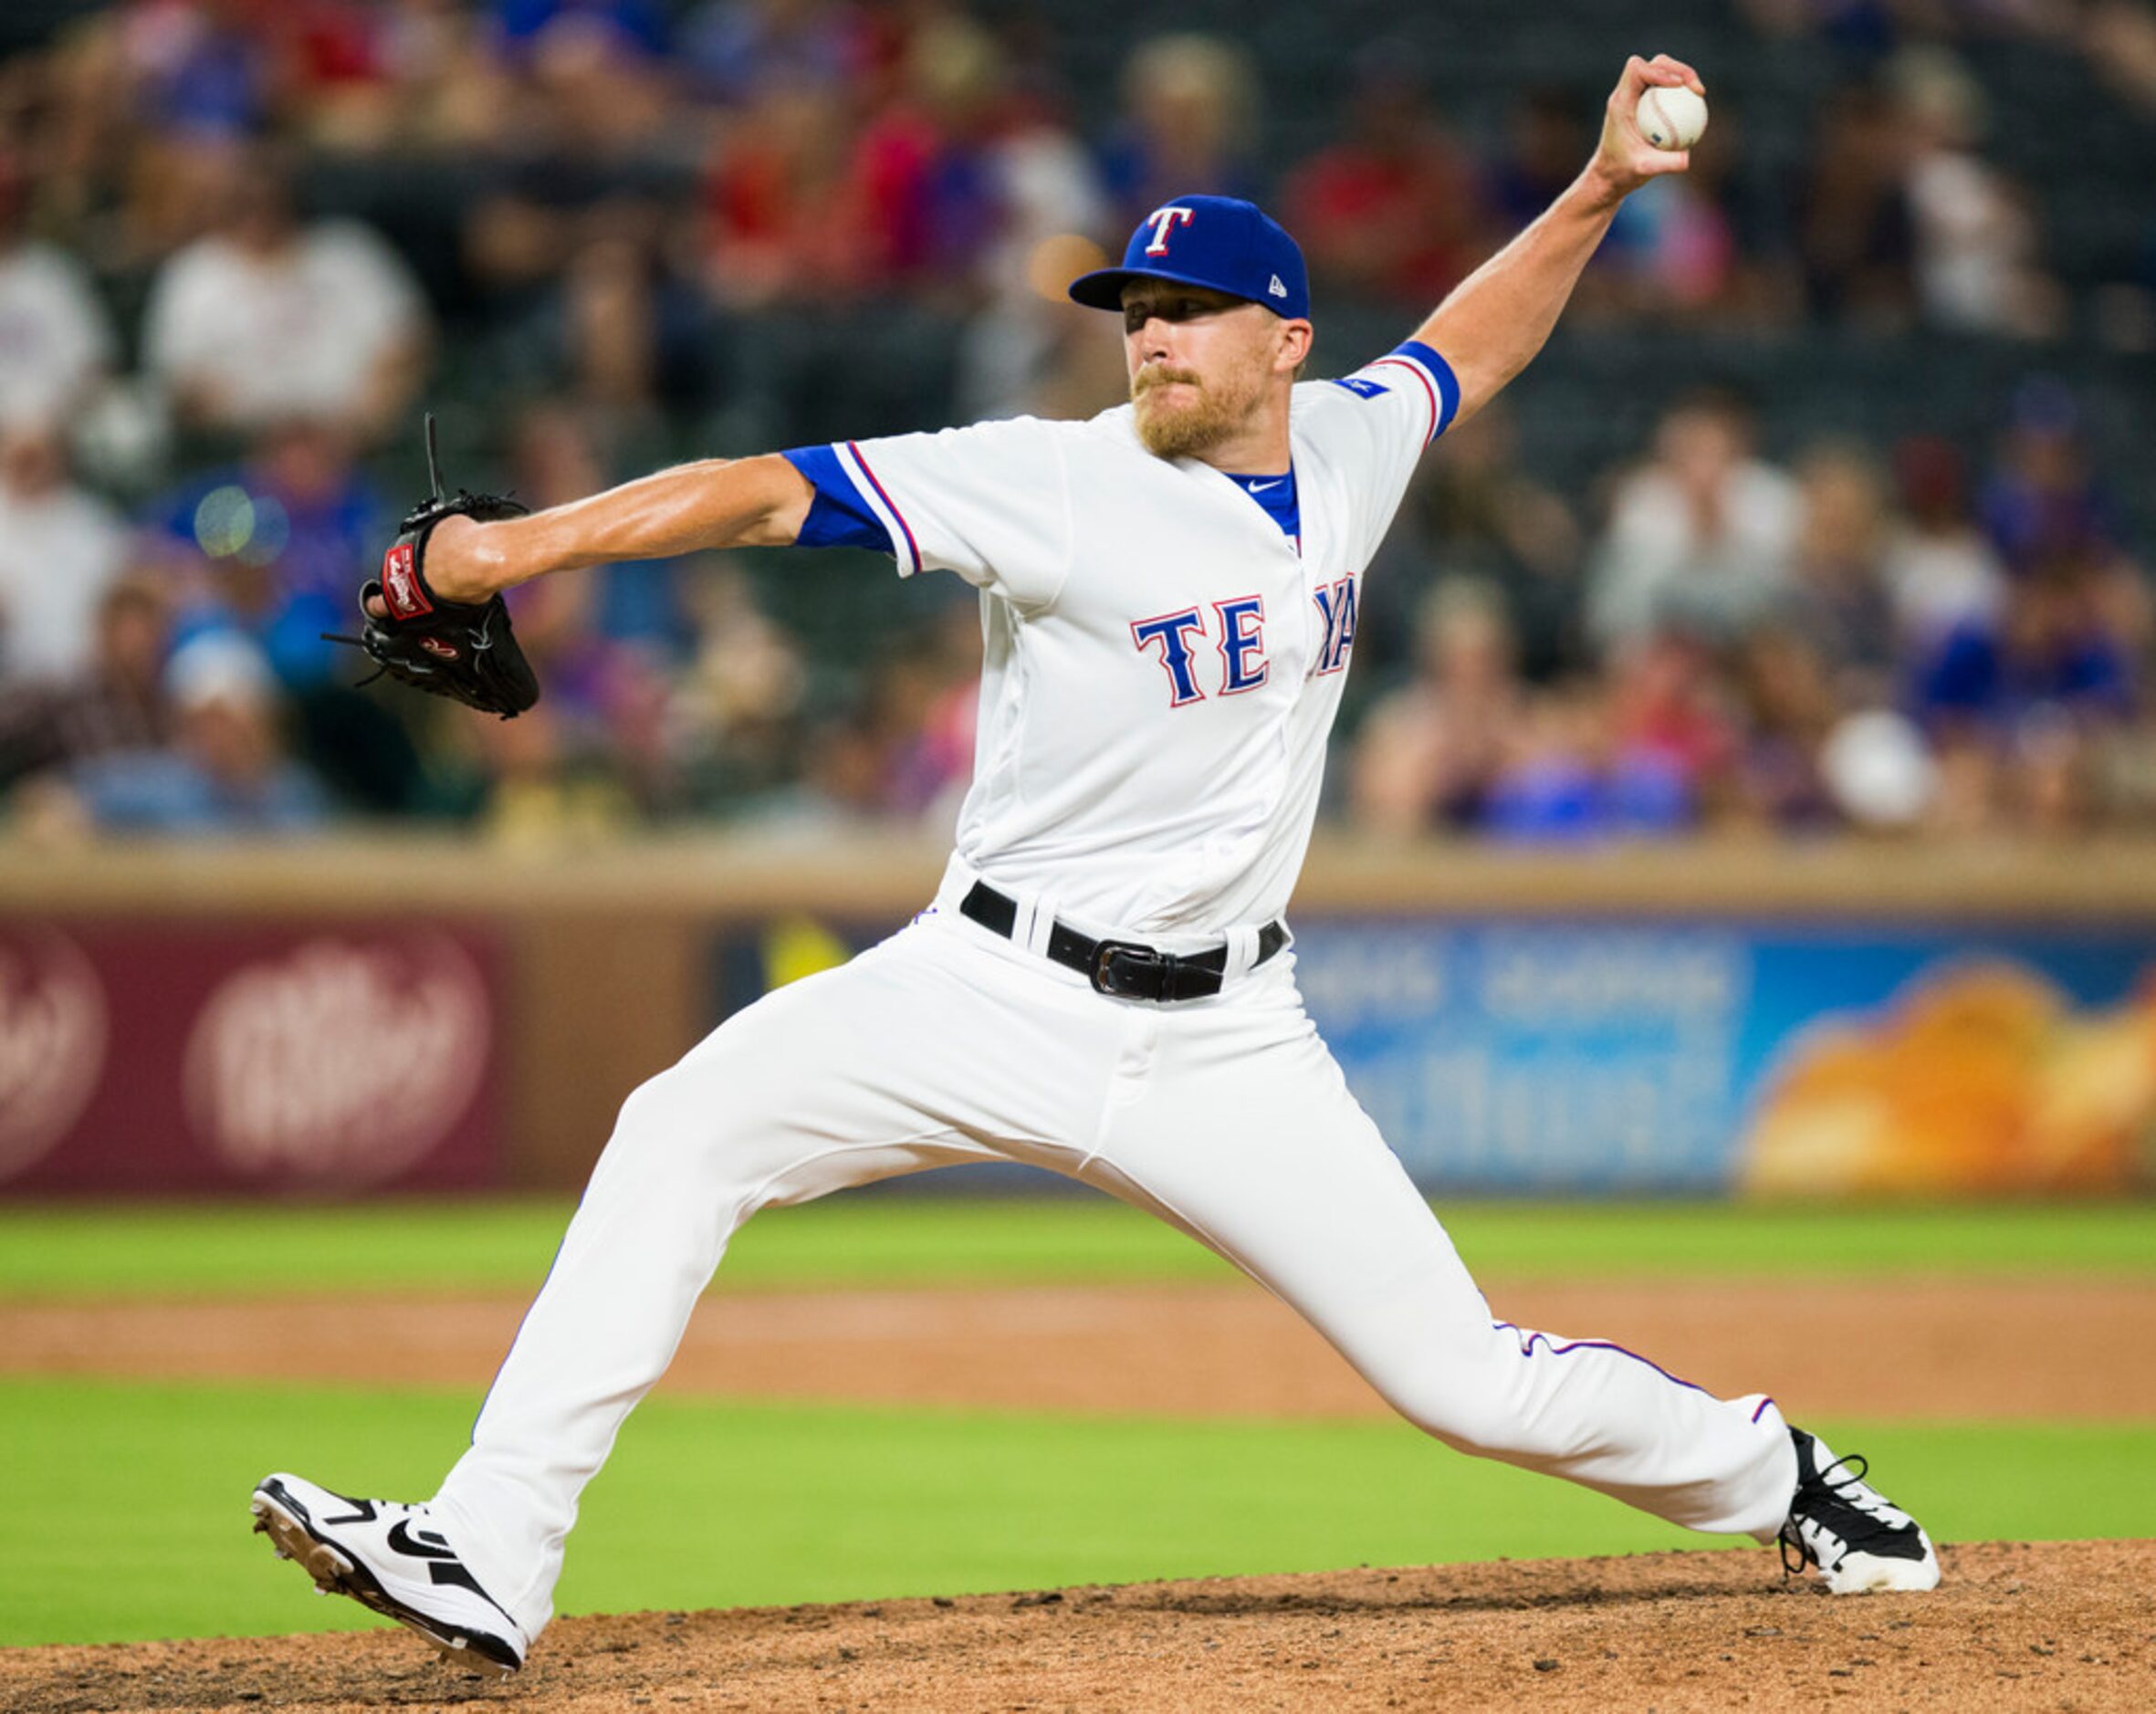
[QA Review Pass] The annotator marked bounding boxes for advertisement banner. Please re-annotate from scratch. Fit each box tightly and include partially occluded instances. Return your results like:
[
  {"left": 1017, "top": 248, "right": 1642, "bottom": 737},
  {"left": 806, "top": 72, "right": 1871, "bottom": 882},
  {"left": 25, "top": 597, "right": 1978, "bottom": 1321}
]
[
  {"left": 0, "top": 922, "right": 503, "bottom": 1196},
  {"left": 1293, "top": 919, "right": 2156, "bottom": 1196}
]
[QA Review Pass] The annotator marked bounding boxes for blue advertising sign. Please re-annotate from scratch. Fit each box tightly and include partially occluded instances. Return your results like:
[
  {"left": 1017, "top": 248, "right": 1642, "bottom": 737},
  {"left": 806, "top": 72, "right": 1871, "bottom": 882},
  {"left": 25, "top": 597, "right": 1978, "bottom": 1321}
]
[{"left": 1292, "top": 919, "right": 2156, "bottom": 1194}]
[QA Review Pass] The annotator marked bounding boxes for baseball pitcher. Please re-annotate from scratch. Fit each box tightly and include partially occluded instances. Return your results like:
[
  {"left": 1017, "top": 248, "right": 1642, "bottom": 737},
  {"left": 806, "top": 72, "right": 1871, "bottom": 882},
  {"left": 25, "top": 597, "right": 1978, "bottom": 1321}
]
[{"left": 252, "top": 57, "right": 1938, "bottom": 1676}]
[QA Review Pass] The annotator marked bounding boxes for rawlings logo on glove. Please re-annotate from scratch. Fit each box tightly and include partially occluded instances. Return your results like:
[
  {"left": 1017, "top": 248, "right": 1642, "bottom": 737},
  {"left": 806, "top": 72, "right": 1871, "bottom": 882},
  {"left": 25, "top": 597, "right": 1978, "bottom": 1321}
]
[
  {"left": 327, "top": 414, "right": 539, "bottom": 720},
  {"left": 380, "top": 543, "right": 431, "bottom": 620}
]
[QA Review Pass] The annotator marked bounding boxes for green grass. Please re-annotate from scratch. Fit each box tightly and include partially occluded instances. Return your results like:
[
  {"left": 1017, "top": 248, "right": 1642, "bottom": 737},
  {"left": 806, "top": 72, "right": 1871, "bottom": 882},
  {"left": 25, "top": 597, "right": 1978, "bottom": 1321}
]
[
  {"left": 5, "top": 1201, "right": 2148, "bottom": 1649},
  {"left": 3, "top": 1197, "right": 2153, "bottom": 1300},
  {"left": 1, "top": 1375, "right": 2148, "bottom": 1648}
]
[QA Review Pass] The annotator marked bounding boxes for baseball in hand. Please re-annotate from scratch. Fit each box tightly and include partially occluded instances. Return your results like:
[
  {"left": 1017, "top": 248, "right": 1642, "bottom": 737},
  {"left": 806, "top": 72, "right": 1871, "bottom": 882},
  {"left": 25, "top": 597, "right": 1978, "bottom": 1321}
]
[{"left": 1636, "top": 84, "right": 1708, "bottom": 151}]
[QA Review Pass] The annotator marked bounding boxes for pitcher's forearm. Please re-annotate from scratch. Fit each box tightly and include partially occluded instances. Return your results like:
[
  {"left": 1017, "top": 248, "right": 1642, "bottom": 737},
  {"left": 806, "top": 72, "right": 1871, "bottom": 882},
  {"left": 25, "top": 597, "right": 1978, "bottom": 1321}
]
[
  {"left": 442, "top": 455, "right": 814, "bottom": 597},
  {"left": 1417, "top": 170, "right": 1621, "bottom": 428}
]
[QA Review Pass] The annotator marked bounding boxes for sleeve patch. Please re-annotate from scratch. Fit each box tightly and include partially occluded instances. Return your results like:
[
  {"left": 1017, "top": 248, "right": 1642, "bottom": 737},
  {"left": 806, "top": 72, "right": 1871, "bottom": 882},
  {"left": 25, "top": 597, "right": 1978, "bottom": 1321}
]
[{"left": 1332, "top": 375, "right": 1389, "bottom": 400}]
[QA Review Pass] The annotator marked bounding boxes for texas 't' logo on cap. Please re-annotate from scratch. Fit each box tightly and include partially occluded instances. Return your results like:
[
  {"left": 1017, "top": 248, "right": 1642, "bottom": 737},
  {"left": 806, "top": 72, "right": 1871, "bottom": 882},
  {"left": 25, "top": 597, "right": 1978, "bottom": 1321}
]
[
  {"left": 1067, "top": 193, "right": 1311, "bottom": 320},
  {"left": 1142, "top": 205, "right": 1197, "bottom": 256}
]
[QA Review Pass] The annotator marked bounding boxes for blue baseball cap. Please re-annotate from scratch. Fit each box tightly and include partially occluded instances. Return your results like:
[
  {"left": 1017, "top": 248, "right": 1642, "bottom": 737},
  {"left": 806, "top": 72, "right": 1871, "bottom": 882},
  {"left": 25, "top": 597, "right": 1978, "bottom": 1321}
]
[{"left": 1069, "top": 194, "right": 1311, "bottom": 319}]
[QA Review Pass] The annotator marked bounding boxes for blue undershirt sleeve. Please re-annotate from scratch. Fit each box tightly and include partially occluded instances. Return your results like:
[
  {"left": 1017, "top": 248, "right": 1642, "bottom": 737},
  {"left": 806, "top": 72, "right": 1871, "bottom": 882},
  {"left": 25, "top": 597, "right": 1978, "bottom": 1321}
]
[{"left": 780, "top": 444, "right": 893, "bottom": 553}]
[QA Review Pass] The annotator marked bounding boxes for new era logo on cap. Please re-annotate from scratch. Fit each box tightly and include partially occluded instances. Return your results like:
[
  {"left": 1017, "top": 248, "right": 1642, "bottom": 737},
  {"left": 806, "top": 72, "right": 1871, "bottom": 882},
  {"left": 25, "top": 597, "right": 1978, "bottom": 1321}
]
[{"left": 1067, "top": 194, "right": 1311, "bottom": 320}]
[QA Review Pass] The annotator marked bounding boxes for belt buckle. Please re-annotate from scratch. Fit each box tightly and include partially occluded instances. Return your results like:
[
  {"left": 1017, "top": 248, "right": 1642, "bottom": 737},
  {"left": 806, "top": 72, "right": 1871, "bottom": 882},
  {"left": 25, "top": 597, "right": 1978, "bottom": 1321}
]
[{"left": 1092, "top": 939, "right": 1166, "bottom": 998}]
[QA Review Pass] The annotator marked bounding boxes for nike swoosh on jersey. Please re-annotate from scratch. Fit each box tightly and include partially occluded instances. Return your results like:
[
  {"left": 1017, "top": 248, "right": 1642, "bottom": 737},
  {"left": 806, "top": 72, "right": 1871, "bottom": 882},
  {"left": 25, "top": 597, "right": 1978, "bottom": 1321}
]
[{"left": 1247, "top": 479, "right": 1282, "bottom": 493}]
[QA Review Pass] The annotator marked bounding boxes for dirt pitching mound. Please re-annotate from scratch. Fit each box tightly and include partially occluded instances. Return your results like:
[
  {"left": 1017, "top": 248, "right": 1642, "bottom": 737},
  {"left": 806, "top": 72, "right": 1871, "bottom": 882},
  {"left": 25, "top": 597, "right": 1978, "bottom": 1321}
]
[{"left": 4, "top": 1541, "right": 2148, "bottom": 1712}]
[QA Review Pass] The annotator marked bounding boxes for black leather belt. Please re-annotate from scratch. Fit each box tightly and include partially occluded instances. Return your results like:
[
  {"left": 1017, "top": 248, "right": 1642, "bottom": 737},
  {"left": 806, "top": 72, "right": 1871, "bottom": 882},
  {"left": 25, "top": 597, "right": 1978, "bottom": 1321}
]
[{"left": 959, "top": 880, "right": 1287, "bottom": 1002}]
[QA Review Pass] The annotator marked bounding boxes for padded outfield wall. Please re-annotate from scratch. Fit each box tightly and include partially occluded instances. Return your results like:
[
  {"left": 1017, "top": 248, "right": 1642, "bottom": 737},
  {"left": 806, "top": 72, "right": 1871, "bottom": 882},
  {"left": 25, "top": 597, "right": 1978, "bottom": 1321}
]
[{"left": 3, "top": 835, "right": 2153, "bottom": 1199}]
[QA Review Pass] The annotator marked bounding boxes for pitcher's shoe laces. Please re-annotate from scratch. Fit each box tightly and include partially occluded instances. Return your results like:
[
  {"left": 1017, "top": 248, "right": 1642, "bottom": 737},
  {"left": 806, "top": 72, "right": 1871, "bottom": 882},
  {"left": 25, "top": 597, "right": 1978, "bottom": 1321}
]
[
  {"left": 1778, "top": 1427, "right": 1941, "bottom": 1595},
  {"left": 1781, "top": 1447, "right": 1883, "bottom": 1576}
]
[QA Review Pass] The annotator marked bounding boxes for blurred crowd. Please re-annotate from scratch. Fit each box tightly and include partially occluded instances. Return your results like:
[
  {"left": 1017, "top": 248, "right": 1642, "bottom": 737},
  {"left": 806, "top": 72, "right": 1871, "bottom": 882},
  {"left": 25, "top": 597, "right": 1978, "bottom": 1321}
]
[
  {"left": 1354, "top": 382, "right": 2151, "bottom": 840},
  {"left": 0, "top": 0, "right": 2151, "bottom": 844}
]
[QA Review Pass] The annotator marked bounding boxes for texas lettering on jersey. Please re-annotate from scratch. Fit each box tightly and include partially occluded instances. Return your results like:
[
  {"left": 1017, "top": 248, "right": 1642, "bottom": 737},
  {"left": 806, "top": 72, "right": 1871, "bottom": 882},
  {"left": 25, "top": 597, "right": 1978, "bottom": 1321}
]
[
  {"left": 1130, "top": 581, "right": 1355, "bottom": 706},
  {"left": 1311, "top": 575, "right": 1357, "bottom": 675}
]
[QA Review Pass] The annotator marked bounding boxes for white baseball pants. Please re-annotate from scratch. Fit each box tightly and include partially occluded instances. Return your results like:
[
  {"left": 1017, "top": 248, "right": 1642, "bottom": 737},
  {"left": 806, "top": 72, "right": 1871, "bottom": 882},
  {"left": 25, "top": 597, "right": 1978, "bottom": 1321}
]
[{"left": 434, "top": 894, "right": 1798, "bottom": 1639}]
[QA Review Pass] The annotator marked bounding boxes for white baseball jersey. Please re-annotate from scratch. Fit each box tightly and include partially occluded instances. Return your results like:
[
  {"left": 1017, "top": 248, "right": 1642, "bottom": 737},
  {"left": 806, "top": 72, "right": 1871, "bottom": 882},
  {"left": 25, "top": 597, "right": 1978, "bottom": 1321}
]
[{"left": 783, "top": 342, "right": 1460, "bottom": 940}]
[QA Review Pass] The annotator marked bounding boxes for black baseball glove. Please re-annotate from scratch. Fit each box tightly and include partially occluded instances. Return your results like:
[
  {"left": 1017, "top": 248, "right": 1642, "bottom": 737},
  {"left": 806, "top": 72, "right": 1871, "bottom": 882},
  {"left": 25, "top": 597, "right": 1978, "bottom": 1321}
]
[{"left": 330, "top": 414, "right": 539, "bottom": 719}]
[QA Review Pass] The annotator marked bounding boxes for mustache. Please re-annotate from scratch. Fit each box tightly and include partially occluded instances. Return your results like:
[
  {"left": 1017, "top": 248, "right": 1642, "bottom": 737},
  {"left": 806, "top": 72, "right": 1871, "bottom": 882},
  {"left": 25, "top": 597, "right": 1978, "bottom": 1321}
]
[{"left": 1133, "top": 365, "right": 1203, "bottom": 398}]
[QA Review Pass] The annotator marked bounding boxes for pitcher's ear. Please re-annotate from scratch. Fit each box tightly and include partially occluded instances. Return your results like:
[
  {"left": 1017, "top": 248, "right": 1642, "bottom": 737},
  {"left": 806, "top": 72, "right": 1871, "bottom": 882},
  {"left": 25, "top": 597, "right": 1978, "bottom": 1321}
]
[{"left": 1279, "top": 318, "right": 1314, "bottom": 373}]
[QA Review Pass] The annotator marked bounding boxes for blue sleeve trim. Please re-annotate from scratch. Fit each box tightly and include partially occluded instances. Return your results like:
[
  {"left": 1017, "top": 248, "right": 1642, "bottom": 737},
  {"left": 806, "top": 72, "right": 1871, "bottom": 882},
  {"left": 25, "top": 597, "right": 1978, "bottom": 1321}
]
[
  {"left": 780, "top": 444, "right": 892, "bottom": 553},
  {"left": 1393, "top": 341, "right": 1461, "bottom": 440}
]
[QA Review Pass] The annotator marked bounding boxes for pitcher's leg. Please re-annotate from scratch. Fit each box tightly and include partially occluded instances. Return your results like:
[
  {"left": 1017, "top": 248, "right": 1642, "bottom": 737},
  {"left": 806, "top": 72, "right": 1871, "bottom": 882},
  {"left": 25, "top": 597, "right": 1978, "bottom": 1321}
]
[
  {"left": 1087, "top": 986, "right": 1796, "bottom": 1540},
  {"left": 433, "top": 925, "right": 1105, "bottom": 1637}
]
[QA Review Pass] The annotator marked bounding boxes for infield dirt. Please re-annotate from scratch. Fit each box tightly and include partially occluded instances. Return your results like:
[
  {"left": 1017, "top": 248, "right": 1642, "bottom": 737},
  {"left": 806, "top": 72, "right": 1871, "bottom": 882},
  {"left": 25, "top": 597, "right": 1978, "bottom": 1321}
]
[
  {"left": 1, "top": 1540, "right": 2149, "bottom": 1711},
  {"left": 5, "top": 1277, "right": 2153, "bottom": 1419}
]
